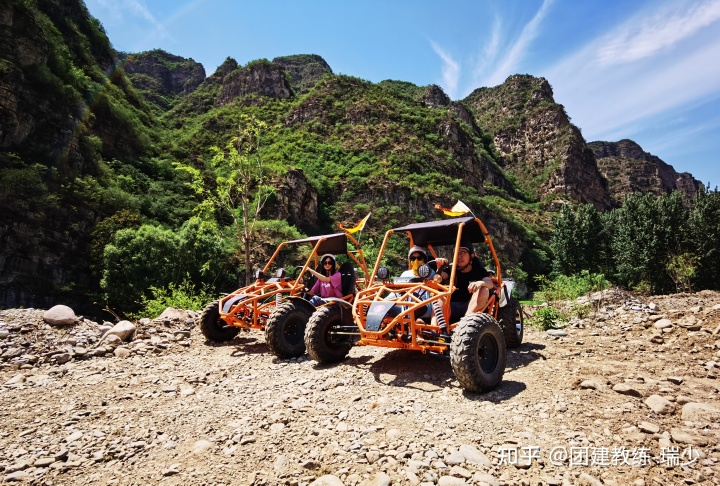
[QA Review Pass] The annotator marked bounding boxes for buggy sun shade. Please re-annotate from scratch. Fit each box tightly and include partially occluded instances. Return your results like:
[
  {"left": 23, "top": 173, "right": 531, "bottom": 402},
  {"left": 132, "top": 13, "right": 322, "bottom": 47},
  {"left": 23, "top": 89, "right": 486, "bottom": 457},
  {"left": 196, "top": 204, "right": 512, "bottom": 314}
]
[
  {"left": 392, "top": 217, "right": 486, "bottom": 247},
  {"left": 284, "top": 233, "right": 349, "bottom": 255}
]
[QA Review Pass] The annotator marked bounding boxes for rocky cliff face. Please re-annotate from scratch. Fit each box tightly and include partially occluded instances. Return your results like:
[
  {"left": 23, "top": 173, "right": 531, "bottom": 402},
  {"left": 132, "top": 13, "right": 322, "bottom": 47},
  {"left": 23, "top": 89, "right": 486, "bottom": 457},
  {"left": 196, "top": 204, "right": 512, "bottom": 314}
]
[
  {"left": 463, "top": 75, "right": 612, "bottom": 209},
  {"left": 0, "top": 0, "right": 159, "bottom": 311},
  {"left": 120, "top": 49, "right": 205, "bottom": 107},
  {"left": 0, "top": 1, "right": 48, "bottom": 149},
  {"left": 217, "top": 60, "right": 292, "bottom": 105},
  {"left": 269, "top": 169, "right": 320, "bottom": 233},
  {"left": 272, "top": 54, "right": 332, "bottom": 95},
  {"left": 589, "top": 139, "right": 703, "bottom": 205}
]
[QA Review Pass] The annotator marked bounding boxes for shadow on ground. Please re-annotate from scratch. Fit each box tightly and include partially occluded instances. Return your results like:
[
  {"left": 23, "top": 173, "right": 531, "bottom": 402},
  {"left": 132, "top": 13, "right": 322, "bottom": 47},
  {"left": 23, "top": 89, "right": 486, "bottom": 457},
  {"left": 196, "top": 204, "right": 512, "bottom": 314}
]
[
  {"left": 505, "top": 342, "right": 546, "bottom": 371},
  {"left": 314, "top": 343, "right": 537, "bottom": 400},
  {"left": 198, "top": 333, "right": 271, "bottom": 356}
]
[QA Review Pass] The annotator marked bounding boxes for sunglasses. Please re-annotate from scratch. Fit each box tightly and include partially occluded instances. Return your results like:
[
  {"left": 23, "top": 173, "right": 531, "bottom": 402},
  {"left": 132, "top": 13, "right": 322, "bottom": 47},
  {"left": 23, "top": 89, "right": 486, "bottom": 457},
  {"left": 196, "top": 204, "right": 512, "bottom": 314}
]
[
  {"left": 323, "top": 260, "right": 334, "bottom": 265},
  {"left": 409, "top": 255, "right": 425, "bottom": 261}
]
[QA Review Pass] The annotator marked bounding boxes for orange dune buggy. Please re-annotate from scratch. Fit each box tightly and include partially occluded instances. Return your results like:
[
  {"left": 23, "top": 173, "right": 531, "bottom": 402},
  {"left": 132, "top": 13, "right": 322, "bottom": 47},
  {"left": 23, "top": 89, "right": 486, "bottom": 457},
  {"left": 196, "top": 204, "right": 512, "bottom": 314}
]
[
  {"left": 304, "top": 216, "right": 523, "bottom": 393},
  {"left": 200, "top": 232, "right": 368, "bottom": 358}
]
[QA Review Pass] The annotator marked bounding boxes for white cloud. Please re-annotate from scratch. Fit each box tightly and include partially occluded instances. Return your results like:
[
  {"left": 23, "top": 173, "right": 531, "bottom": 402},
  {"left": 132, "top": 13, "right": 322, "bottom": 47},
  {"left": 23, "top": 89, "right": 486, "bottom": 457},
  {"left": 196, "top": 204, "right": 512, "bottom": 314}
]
[
  {"left": 88, "top": 0, "right": 171, "bottom": 45},
  {"left": 471, "top": 15, "right": 502, "bottom": 85},
  {"left": 483, "top": 0, "right": 555, "bottom": 87},
  {"left": 596, "top": 0, "right": 720, "bottom": 66},
  {"left": 430, "top": 40, "right": 460, "bottom": 99},
  {"left": 543, "top": 0, "right": 720, "bottom": 141}
]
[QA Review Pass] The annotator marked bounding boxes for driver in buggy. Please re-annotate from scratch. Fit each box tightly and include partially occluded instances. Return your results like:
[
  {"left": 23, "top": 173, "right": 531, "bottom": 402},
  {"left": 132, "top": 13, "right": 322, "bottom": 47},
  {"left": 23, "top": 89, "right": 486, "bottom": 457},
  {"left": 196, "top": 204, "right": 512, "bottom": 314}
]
[
  {"left": 433, "top": 240, "right": 494, "bottom": 325},
  {"left": 305, "top": 254, "right": 344, "bottom": 306}
]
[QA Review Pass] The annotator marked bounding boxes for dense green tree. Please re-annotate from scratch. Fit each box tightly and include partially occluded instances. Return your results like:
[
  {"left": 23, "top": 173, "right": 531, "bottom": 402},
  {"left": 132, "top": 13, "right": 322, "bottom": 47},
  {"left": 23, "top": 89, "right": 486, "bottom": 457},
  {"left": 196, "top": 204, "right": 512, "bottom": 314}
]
[
  {"left": 100, "top": 220, "right": 231, "bottom": 312},
  {"left": 176, "top": 115, "right": 273, "bottom": 285},
  {"left": 550, "top": 204, "right": 608, "bottom": 276},
  {"left": 607, "top": 191, "right": 686, "bottom": 293},
  {"left": 101, "top": 225, "right": 183, "bottom": 311},
  {"left": 688, "top": 189, "right": 720, "bottom": 290}
]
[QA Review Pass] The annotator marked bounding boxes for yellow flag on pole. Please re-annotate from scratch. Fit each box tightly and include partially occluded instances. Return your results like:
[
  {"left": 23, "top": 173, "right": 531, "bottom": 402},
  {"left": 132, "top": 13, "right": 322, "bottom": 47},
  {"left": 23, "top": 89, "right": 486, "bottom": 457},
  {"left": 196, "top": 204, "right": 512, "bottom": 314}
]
[
  {"left": 339, "top": 212, "right": 371, "bottom": 234},
  {"left": 434, "top": 200, "right": 471, "bottom": 217}
]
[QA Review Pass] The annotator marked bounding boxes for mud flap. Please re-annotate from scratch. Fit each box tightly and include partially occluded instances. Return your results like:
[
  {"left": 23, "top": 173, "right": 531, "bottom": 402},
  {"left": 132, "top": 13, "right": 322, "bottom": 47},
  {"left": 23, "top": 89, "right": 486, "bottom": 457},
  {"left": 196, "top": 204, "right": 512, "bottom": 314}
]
[
  {"left": 222, "top": 294, "right": 247, "bottom": 313},
  {"left": 365, "top": 301, "right": 394, "bottom": 331}
]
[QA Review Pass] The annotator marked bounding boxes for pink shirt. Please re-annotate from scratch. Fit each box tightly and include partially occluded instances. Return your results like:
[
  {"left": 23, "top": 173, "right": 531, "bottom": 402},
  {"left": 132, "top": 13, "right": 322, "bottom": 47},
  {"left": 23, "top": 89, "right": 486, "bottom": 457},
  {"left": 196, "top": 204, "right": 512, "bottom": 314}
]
[{"left": 311, "top": 272, "right": 343, "bottom": 298}]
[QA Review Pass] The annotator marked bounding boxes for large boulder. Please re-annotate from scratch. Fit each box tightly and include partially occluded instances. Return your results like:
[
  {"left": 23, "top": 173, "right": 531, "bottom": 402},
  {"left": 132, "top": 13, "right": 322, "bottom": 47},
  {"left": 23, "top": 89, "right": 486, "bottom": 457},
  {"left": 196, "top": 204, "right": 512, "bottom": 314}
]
[
  {"left": 100, "top": 320, "right": 136, "bottom": 342},
  {"left": 43, "top": 305, "right": 78, "bottom": 326}
]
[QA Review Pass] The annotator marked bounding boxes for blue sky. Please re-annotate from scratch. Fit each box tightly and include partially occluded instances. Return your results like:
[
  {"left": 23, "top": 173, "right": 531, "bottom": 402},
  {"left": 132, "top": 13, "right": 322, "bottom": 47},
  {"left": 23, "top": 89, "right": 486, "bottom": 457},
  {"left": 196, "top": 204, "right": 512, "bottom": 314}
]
[{"left": 85, "top": 0, "right": 720, "bottom": 188}]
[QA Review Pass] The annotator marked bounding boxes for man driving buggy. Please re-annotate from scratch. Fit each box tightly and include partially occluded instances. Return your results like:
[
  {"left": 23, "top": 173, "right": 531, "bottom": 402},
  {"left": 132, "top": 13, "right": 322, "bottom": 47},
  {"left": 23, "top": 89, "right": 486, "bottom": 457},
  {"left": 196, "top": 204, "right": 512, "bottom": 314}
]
[{"left": 433, "top": 240, "right": 494, "bottom": 324}]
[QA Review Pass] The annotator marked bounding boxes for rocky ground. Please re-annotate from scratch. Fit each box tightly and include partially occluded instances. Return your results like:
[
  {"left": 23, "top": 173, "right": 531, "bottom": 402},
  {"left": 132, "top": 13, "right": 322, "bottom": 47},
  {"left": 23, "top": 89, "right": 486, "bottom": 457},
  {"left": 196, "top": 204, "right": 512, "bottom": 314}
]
[{"left": 1, "top": 289, "right": 719, "bottom": 486}]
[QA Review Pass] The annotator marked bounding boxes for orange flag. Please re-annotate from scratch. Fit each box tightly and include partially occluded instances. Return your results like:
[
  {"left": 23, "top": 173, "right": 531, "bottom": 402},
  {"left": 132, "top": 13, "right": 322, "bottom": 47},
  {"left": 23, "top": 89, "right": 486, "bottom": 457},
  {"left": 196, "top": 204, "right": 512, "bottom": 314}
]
[
  {"left": 434, "top": 200, "right": 471, "bottom": 217},
  {"left": 339, "top": 212, "right": 371, "bottom": 234}
]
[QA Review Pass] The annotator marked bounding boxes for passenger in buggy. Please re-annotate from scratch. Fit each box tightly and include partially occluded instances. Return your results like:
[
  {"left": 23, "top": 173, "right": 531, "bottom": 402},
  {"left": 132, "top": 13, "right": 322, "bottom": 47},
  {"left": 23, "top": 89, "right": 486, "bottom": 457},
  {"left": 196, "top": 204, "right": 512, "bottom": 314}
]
[{"left": 387, "top": 245, "right": 436, "bottom": 321}]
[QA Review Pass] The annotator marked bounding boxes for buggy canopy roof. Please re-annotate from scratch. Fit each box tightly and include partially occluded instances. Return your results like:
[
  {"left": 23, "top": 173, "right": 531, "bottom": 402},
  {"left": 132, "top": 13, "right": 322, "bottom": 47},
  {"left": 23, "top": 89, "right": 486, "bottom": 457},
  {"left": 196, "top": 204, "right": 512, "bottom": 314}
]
[
  {"left": 285, "top": 232, "right": 349, "bottom": 255},
  {"left": 391, "top": 217, "right": 487, "bottom": 247}
]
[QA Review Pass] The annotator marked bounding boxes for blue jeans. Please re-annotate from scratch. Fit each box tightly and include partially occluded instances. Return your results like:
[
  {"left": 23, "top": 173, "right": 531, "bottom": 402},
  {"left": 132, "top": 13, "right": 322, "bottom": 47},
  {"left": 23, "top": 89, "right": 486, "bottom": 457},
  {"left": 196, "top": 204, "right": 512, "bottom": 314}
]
[{"left": 308, "top": 295, "right": 326, "bottom": 306}]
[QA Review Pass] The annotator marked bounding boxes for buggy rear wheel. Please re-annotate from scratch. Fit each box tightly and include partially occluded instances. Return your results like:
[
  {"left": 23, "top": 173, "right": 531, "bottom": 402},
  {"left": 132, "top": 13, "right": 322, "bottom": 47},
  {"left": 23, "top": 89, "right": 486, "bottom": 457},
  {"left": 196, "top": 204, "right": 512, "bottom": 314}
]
[
  {"left": 496, "top": 298, "right": 524, "bottom": 348},
  {"left": 450, "top": 313, "right": 506, "bottom": 392},
  {"left": 200, "top": 301, "right": 240, "bottom": 342},
  {"left": 264, "top": 301, "right": 311, "bottom": 358},
  {"left": 305, "top": 304, "right": 353, "bottom": 364}
]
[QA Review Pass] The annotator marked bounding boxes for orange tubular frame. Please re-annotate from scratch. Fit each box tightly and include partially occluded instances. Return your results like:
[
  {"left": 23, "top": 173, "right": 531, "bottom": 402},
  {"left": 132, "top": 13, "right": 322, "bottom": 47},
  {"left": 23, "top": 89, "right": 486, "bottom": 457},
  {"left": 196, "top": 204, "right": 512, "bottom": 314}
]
[
  {"left": 219, "top": 233, "right": 369, "bottom": 330},
  {"left": 351, "top": 217, "right": 503, "bottom": 353}
]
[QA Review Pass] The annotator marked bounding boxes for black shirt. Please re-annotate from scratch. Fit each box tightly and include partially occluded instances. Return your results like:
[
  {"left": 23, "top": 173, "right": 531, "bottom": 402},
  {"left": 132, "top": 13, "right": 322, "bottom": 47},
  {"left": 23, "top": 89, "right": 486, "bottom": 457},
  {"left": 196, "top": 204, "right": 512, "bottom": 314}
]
[{"left": 451, "top": 260, "right": 489, "bottom": 302}]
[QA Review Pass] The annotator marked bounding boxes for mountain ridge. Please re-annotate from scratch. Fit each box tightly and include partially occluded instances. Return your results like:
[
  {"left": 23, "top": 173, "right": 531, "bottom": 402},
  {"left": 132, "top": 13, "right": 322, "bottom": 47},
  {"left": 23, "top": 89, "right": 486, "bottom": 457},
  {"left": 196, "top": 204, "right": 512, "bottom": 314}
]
[{"left": 0, "top": 0, "right": 706, "bottom": 312}]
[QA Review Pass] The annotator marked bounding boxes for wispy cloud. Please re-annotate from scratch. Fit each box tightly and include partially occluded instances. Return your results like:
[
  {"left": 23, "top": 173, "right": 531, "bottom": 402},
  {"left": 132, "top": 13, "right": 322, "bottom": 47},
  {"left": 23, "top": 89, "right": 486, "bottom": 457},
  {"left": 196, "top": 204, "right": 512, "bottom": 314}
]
[
  {"left": 471, "top": 15, "right": 502, "bottom": 85},
  {"left": 165, "top": 0, "right": 209, "bottom": 28},
  {"left": 596, "top": 0, "right": 720, "bottom": 66},
  {"left": 430, "top": 40, "right": 460, "bottom": 99},
  {"left": 482, "top": 0, "right": 555, "bottom": 87},
  {"left": 543, "top": 0, "right": 720, "bottom": 141}
]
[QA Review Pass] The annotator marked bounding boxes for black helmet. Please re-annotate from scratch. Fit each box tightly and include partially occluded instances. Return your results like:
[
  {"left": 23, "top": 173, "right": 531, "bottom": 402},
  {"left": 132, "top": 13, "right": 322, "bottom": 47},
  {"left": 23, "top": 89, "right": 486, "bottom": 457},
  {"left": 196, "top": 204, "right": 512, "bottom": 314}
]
[{"left": 459, "top": 240, "right": 474, "bottom": 255}]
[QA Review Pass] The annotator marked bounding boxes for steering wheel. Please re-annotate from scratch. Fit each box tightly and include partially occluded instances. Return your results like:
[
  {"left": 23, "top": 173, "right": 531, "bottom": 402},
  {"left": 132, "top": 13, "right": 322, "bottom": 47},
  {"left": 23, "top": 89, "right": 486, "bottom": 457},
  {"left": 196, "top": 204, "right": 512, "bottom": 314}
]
[
  {"left": 292, "top": 265, "right": 305, "bottom": 279},
  {"left": 300, "top": 266, "right": 316, "bottom": 291}
]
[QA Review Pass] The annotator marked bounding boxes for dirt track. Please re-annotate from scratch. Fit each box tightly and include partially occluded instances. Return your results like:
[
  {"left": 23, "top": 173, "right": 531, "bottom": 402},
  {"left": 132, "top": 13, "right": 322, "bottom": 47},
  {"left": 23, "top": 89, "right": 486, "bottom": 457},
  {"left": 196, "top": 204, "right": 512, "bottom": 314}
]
[{"left": 1, "top": 289, "right": 719, "bottom": 485}]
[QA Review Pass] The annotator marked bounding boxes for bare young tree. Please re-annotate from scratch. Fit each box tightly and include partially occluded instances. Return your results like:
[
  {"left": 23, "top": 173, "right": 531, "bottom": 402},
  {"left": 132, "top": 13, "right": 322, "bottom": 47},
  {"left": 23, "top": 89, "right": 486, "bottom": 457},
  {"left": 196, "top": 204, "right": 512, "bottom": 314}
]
[{"left": 176, "top": 114, "right": 272, "bottom": 285}]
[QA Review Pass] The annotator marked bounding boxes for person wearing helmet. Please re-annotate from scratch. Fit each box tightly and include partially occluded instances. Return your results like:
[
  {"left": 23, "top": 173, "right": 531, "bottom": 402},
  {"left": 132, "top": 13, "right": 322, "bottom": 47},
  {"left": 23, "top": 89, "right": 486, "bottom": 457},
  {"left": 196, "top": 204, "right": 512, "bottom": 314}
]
[
  {"left": 399, "top": 245, "right": 432, "bottom": 278},
  {"left": 387, "top": 245, "right": 435, "bottom": 320},
  {"left": 435, "top": 240, "right": 493, "bottom": 322},
  {"left": 306, "top": 254, "right": 343, "bottom": 306}
]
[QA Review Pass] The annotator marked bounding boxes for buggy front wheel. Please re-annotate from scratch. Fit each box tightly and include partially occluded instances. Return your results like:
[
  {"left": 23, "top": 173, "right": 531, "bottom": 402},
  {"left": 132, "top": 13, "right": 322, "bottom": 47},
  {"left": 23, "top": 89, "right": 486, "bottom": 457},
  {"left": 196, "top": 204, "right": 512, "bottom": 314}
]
[
  {"left": 265, "top": 301, "right": 312, "bottom": 358},
  {"left": 305, "top": 304, "right": 354, "bottom": 364},
  {"left": 450, "top": 313, "right": 506, "bottom": 392},
  {"left": 200, "top": 301, "right": 239, "bottom": 342}
]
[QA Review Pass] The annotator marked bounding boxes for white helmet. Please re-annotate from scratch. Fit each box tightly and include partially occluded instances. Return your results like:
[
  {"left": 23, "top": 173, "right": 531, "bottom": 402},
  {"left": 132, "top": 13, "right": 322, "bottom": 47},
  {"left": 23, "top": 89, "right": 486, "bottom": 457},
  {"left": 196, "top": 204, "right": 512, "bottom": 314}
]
[{"left": 407, "top": 245, "right": 428, "bottom": 260}]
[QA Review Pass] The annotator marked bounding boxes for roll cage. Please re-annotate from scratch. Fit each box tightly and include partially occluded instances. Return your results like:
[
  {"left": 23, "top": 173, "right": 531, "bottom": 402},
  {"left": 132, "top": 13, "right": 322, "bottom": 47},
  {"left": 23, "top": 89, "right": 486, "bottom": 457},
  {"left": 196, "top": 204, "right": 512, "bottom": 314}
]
[
  {"left": 351, "top": 216, "right": 504, "bottom": 354},
  {"left": 218, "top": 232, "right": 368, "bottom": 329}
]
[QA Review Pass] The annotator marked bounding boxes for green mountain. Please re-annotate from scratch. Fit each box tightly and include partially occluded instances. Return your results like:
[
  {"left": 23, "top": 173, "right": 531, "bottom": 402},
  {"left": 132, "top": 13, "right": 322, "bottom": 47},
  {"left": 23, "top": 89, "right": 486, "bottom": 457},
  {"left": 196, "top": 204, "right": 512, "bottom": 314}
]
[{"left": 0, "top": 0, "right": 703, "bottom": 313}]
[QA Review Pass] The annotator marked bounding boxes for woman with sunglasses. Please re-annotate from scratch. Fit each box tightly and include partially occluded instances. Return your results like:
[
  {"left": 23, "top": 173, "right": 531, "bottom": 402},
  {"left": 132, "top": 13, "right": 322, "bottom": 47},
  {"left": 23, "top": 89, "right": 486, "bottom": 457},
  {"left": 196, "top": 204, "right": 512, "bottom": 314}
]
[
  {"left": 388, "top": 246, "right": 434, "bottom": 320},
  {"left": 306, "top": 254, "right": 344, "bottom": 306},
  {"left": 400, "top": 246, "right": 435, "bottom": 279}
]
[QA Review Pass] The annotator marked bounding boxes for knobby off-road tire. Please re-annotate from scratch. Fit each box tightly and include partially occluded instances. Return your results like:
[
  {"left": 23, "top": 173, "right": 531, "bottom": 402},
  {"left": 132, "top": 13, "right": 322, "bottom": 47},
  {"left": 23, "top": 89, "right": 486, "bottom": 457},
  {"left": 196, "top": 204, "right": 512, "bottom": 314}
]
[
  {"left": 264, "top": 301, "right": 312, "bottom": 358},
  {"left": 496, "top": 297, "right": 524, "bottom": 348},
  {"left": 450, "top": 313, "right": 507, "bottom": 393},
  {"left": 200, "top": 301, "right": 239, "bottom": 342},
  {"left": 305, "top": 304, "right": 353, "bottom": 364}
]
